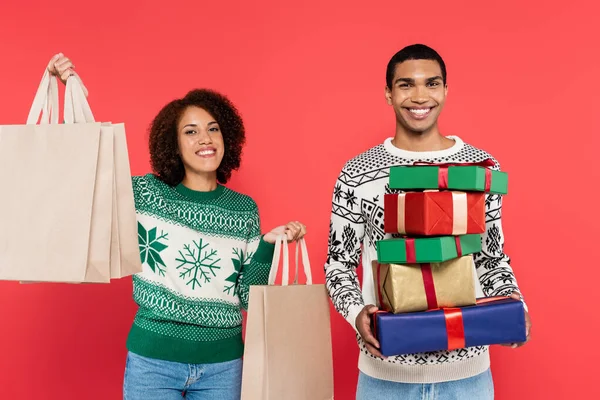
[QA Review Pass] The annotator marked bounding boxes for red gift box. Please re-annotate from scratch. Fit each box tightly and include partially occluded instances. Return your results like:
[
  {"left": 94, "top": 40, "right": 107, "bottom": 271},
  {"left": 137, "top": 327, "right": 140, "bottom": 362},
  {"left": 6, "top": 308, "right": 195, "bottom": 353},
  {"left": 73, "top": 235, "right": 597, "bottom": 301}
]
[{"left": 384, "top": 191, "right": 485, "bottom": 236}]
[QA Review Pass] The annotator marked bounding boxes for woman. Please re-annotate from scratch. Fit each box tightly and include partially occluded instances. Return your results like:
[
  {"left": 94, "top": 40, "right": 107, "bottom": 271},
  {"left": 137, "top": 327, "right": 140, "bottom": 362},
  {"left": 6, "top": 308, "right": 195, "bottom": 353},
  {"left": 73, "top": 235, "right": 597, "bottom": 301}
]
[{"left": 48, "top": 54, "right": 306, "bottom": 400}]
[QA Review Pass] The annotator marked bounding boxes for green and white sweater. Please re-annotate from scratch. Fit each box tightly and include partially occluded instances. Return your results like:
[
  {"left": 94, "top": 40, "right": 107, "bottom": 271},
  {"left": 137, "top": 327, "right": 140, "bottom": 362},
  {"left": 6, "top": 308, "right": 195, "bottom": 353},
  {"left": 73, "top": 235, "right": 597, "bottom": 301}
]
[{"left": 126, "top": 174, "right": 274, "bottom": 364}]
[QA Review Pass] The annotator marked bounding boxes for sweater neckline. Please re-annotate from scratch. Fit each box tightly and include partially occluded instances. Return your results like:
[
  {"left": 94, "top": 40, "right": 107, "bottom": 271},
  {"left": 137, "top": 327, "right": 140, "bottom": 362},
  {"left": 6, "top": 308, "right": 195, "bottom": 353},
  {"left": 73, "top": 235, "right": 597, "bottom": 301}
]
[
  {"left": 383, "top": 135, "right": 465, "bottom": 160},
  {"left": 175, "top": 182, "right": 225, "bottom": 202}
]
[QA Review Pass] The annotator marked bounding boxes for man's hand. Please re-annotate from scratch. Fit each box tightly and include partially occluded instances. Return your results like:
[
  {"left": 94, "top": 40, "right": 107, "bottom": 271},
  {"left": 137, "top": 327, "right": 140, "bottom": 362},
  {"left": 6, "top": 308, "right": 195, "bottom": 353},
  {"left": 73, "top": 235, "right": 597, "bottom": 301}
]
[
  {"left": 502, "top": 291, "right": 531, "bottom": 348},
  {"left": 355, "top": 304, "right": 386, "bottom": 359}
]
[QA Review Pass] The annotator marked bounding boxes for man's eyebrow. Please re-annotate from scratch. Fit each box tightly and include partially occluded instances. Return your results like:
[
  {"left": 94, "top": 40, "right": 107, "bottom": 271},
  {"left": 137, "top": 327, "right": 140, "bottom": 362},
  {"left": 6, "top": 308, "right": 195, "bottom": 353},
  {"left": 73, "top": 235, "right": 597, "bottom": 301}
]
[{"left": 394, "top": 77, "right": 415, "bottom": 84}]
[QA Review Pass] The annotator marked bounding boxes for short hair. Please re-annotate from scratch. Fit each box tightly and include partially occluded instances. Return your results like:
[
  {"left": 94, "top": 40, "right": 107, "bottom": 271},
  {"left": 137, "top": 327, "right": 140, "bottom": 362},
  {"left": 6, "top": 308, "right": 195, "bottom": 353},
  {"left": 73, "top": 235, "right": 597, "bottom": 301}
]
[
  {"left": 385, "top": 44, "right": 447, "bottom": 88},
  {"left": 149, "top": 89, "right": 245, "bottom": 186}
]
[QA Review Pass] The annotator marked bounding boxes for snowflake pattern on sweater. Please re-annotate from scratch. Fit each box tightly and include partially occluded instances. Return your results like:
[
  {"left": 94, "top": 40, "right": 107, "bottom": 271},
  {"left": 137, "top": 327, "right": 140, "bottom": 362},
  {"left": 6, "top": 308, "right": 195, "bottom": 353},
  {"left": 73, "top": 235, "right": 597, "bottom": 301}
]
[
  {"left": 324, "top": 136, "right": 522, "bottom": 369},
  {"left": 126, "top": 174, "right": 274, "bottom": 364}
]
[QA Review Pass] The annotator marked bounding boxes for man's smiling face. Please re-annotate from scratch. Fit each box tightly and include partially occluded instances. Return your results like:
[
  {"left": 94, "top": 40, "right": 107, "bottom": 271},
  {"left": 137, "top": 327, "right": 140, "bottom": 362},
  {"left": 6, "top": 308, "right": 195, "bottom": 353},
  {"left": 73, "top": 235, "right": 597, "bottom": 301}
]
[{"left": 385, "top": 59, "right": 448, "bottom": 134}]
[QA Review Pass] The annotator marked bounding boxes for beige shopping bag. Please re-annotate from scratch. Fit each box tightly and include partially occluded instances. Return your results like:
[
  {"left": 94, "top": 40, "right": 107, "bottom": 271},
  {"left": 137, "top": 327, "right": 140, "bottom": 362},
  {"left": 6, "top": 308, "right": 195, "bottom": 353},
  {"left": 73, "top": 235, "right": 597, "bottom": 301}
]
[
  {"left": 60, "top": 73, "right": 141, "bottom": 280},
  {"left": 0, "top": 70, "right": 106, "bottom": 282},
  {"left": 241, "top": 236, "right": 334, "bottom": 400},
  {"left": 0, "top": 69, "right": 141, "bottom": 282},
  {"left": 109, "top": 122, "right": 141, "bottom": 278}
]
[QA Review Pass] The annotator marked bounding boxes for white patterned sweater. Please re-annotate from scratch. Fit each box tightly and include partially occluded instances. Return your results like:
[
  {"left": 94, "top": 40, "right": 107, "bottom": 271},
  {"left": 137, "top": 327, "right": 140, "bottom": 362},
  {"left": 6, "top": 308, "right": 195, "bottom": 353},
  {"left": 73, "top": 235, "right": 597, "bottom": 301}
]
[{"left": 324, "top": 136, "right": 525, "bottom": 383}]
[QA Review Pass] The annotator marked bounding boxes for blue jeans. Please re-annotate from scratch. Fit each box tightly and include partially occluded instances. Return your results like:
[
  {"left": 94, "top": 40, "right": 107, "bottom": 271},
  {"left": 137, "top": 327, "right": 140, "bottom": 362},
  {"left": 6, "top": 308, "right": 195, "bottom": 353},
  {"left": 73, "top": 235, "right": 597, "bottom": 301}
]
[
  {"left": 123, "top": 352, "right": 242, "bottom": 400},
  {"left": 356, "top": 369, "right": 494, "bottom": 400}
]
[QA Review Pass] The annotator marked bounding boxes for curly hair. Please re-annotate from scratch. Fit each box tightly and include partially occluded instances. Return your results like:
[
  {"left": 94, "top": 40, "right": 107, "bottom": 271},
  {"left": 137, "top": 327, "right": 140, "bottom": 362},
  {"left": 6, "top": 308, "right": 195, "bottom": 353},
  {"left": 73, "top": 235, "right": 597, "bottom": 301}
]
[{"left": 148, "top": 89, "right": 246, "bottom": 186}]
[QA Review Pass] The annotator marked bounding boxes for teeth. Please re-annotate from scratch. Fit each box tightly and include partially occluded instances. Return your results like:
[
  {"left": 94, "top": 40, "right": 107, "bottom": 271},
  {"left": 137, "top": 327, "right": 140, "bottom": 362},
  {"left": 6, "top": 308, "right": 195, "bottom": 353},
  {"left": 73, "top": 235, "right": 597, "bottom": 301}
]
[
  {"left": 197, "top": 150, "right": 215, "bottom": 156},
  {"left": 409, "top": 108, "right": 430, "bottom": 115}
]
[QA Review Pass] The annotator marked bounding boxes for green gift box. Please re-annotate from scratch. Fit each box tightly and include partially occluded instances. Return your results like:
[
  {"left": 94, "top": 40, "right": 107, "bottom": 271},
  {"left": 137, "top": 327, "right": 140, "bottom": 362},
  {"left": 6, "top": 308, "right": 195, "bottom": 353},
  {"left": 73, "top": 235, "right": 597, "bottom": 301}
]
[
  {"left": 389, "top": 166, "right": 508, "bottom": 195},
  {"left": 376, "top": 234, "right": 482, "bottom": 264}
]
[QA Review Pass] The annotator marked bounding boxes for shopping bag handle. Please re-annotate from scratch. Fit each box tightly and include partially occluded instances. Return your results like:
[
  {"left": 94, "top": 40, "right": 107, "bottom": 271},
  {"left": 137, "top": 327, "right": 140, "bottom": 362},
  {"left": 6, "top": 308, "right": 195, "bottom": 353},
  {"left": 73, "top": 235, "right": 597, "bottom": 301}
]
[
  {"left": 26, "top": 69, "right": 59, "bottom": 125},
  {"left": 64, "top": 74, "right": 95, "bottom": 123},
  {"left": 268, "top": 236, "right": 313, "bottom": 286},
  {"left": 294, "top": 238, "right": 312, "bottom": 285},
  {"left": 26, "top": 69, "right": 94, "bottom": 124},
  {"left": 268, "top": 234, "right": 290, "bottom": 286}
]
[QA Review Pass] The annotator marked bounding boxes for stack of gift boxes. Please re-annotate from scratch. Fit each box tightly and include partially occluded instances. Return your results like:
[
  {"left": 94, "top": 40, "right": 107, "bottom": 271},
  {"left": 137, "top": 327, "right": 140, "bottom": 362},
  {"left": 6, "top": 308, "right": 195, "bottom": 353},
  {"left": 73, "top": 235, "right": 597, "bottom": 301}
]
[{"left": 372, "top": 163, "right": 527, "bottom": 357}]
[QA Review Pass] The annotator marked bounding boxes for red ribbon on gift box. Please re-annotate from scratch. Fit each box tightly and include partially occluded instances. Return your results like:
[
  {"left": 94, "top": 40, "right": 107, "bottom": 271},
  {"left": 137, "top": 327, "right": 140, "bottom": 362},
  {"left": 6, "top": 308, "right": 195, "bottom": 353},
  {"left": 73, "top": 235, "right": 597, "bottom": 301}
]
[
  {"left": 402, "top": 238, "right": 463, "bottom": 310},
  {"left": 443, "top": 308, "right": 466, "bottom": 350},
  {"left": 484, "top": 169, "right": 492, "bottom": 193},
  {"left": 405, "top": 239, "right": 417, "bottom": 263},
  {"left": 421, "top": 264, "right": 438, "bottom": 310},
  {"left": 404, "top": 237, "right": 463, "bottom": 264},
  {"left": 443, "top": 296, "right": 511, "bottom": 350},
  {"left": 413, "top": 159, "right": 495, "bottom": 192},
  {"left": 374, "top": 262, "right": 439, "bottom": 311},
  {"left": 455, "top": 236, "right": 463, "bottom": 257},
  {"left": 376, "top": 262, "right": 385, "bottom": 309}
]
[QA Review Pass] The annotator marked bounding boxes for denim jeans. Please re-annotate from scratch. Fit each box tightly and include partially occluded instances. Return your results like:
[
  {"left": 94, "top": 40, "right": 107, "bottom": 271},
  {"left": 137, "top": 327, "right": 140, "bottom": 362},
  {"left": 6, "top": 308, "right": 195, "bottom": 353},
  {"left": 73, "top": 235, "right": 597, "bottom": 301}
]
[
  {"left": 123, "top": 351, "right": 242, "bottom": 400},
  {"left": 356, "top": 368, "right": 494, "bottom": 400}
]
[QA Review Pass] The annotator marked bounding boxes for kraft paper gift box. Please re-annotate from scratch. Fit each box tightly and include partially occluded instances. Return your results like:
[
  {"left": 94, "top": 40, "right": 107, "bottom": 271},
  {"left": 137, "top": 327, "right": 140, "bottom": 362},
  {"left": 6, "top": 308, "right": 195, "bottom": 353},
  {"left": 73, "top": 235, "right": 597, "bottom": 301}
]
[
  {"left": 384, "top": 191, "right": 485, "bottom": 235},
  {"left": 376, "top": 234, "right": 482, "bottom": 264},
  {"left": 373, "top": 255, "right": 477, "bottom": 314},
  {"left": 372, "top": 297, "right": 527, "bottom": 357},
  {"left": 389, "top": 165, "right": 508, "bottom": 195}
]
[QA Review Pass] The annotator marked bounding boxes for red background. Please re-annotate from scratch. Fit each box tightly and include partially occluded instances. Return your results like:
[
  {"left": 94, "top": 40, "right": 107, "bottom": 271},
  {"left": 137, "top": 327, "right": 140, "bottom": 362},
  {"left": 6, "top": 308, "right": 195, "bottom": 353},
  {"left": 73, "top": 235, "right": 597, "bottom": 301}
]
[{"left": 0, "top": 1, "right": 597, "bottom": 399}]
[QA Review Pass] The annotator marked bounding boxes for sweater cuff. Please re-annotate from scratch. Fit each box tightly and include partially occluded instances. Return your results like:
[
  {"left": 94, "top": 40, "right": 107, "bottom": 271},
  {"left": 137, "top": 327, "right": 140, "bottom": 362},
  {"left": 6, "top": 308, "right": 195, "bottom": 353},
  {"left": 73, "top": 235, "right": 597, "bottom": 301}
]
[
  {"left": 346, "top": 304, "right": 364, "bottom": 335},
  {"left": 253, "top": 237, "right": 275, "bottom": 264},
  {"left": 513, "top": 291, "right": 529, "bottom": 312}
]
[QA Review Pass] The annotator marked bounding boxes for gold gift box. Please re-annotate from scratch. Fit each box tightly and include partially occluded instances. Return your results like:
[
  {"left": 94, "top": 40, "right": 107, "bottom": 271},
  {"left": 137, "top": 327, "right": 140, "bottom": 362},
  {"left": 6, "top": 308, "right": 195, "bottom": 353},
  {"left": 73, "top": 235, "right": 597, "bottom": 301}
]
[{"left": 373, "top": 255, "right": 477, "bottom": 314}]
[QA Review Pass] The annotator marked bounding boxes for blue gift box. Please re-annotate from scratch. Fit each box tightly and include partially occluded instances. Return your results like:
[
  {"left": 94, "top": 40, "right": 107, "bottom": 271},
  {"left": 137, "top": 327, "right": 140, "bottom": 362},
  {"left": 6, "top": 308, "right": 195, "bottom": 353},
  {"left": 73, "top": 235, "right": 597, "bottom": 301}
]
[{"left": 373, "top": 297, "right": 527, "bottom": 357}]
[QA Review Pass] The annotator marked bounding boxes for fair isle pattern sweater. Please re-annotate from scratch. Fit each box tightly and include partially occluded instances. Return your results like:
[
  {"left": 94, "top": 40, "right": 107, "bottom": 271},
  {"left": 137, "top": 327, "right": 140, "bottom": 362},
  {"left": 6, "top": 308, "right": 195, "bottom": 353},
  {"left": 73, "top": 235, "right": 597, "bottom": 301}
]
[
  {"left": 324, "top": 136, "right": 523, "bottom": 383},
  {"left": 126, "top": 174, "right": 274, "bottom": 364}
]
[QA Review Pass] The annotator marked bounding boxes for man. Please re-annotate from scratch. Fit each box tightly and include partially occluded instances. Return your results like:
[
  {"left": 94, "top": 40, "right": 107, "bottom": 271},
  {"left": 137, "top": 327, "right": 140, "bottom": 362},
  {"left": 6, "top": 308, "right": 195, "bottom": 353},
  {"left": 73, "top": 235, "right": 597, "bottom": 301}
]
[{"left": 324, "top": 44, "right": 531, "bottom": 399}]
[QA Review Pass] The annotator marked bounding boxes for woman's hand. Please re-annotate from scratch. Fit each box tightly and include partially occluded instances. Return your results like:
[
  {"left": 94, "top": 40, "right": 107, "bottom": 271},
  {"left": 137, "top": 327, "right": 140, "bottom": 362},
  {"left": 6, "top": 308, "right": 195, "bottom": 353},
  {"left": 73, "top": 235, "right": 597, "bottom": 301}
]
[
  {"left": 263, "top": 221, "right": 307, "bottom": 244},
  {"left": 47, "top": 53, "right": 75, "bottom": 84},
  {"left": 46, "top": 53, "right": 88, "bottom": 97}
]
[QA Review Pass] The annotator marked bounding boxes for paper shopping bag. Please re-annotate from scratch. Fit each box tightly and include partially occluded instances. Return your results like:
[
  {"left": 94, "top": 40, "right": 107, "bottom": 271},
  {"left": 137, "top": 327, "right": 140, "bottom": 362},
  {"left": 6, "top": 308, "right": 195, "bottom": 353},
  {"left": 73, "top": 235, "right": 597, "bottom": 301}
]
[
  {"left": 65, "top": 74, "right": 141, "bottom": 280},
  {"left": 0, "top": 70, "right": 108, "bottom": 282},
  {"left": 84, "top": 120, "right": 114, "bottom": 282},
  {"left": 0, "top": 70, "right": 141, "bottom": 282},
  {"left": 108, "top": 122, "right": 141, "bottom": 279},
  {"left": 241, "top": 237, "right": 334, "bottom": 400}
]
